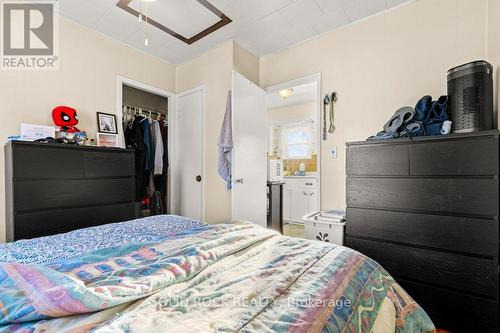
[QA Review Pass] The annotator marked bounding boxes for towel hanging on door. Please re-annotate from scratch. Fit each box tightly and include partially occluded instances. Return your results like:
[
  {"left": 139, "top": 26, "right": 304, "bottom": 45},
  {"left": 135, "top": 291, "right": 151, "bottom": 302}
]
[{"left": 217, "top": 91, "right": 233, "bottom": 190}]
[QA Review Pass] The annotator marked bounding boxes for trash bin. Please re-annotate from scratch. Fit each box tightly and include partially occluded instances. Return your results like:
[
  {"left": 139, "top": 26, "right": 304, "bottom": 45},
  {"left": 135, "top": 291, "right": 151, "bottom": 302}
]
[{"left": 302, "top": 210, "right": 346, "bottom": 245}]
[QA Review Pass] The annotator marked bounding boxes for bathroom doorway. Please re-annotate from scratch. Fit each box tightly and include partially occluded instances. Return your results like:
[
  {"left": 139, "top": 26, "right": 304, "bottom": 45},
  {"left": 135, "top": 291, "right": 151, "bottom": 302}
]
[{"left": 265, "top": 74, "right": 322, "bottom": 238}]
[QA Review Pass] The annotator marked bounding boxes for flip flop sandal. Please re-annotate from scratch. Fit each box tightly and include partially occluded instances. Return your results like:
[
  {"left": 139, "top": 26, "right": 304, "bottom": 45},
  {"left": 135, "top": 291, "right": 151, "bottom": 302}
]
[
  {"left": 401, "top": 122, "right": 425, "bottom": 138},
  {"left": 383, "top": 106, "right": 416, "bottom": 134}
]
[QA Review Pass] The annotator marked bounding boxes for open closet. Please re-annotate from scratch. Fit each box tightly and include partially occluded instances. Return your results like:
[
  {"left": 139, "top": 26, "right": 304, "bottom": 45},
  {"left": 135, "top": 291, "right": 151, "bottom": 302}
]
[{"left": 121, "top": 84, "right": 169, "bottom": 218}]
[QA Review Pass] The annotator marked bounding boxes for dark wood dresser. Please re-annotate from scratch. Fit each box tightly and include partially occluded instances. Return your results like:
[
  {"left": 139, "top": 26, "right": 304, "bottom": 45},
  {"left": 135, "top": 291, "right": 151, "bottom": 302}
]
[
  {"left": 345, "top": 130, "right": 499, "bottom": 332},
  {"left": 5, "top": 141, "right": 135, "bottom": 242}
]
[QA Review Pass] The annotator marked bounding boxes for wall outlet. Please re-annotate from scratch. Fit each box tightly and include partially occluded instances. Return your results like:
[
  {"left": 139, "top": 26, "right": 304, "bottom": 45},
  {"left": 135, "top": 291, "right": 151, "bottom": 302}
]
[{"left": 329, "top": 146, "right": 337, "bottom": 159}]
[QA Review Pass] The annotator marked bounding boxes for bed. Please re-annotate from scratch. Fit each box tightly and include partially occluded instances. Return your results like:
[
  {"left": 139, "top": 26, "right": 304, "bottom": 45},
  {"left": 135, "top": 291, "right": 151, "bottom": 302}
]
[{"left": 0, "top": 215, "right": 435, "bottom": 333}]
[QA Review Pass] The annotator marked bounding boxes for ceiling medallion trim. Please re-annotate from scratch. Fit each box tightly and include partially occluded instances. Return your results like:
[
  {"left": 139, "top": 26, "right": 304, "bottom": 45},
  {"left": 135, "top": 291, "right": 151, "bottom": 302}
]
[{"left": 116, "top": 0, "right": 232, "bottom": 45}]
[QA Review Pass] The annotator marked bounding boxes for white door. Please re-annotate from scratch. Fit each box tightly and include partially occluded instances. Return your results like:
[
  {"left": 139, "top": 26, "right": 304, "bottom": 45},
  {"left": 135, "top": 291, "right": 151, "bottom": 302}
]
[
  {"left": 176, "top": 88, "right": 204, "bottom": 220},
  {"left": 231, "top": 71, "right": 267, "bottom": 227}
]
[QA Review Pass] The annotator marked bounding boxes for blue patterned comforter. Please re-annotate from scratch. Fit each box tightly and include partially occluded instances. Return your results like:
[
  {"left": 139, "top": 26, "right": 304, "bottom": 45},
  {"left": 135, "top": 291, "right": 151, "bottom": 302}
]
[
  {"left": 0, "top": 215, "right": 205, "bottom": 265},
  {"left": 0, "top": 221, "right": 435, "bottom": 333}
]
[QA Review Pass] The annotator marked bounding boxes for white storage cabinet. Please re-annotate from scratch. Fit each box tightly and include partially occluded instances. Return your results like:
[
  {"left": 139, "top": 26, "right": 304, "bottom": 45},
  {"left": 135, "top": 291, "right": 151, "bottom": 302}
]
[{"left": 283, "top": 177, "right": 318, "bottom": 223}]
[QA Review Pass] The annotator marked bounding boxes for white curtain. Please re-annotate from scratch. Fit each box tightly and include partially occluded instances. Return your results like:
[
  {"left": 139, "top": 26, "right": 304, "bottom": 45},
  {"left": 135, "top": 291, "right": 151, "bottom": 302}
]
[{"left": 281, "top": 120, "right": 313, "bottom": 160}]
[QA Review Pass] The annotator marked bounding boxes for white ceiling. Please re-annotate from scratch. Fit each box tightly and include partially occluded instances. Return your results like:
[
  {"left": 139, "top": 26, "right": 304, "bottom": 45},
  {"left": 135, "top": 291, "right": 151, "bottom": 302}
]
[
  {"left": 266, "top": 82, "right": 317, "bottom": 110},
  {"left": 128, "top": 0, "right": 221, "bottom": 39},
  {"left": 58, "top": 0, "right": 413, "bottom": 64}
]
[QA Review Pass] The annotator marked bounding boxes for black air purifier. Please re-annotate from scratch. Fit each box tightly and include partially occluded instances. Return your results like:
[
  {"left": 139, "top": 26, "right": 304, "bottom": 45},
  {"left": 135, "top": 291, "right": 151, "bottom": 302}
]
[{"left": 447, "top": 60, "right": 493, "bottom": 133}]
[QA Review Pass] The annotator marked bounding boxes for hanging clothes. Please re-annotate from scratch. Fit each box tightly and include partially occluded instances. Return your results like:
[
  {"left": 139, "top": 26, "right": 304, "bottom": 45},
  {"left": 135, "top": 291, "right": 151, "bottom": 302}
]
[
  {"left": 152, "top": 190, "right": 162, "bottom": 215},
  {"left": 120, "top": 106, "right": 127, "bottom": 148},
  {"left": 139, "top": 118, "right": 154, "bottom": 172},
  {"left": 158, "top": 118, "right": 169, "bottom": 213},
  {"left": 159, "top": 119, "right": 169, "bottom": 170},
  {"left": 123, "top": 106, "right": 169, "bottom": 215},
  {"left": 218, "top": 91, "right": 233, "bottom": 190},
  {"left": 125, "top": 116, "right": 148, "bottom": 200},
  {"left": 151, "top": 120, "right": 164, "bottom": 175}
]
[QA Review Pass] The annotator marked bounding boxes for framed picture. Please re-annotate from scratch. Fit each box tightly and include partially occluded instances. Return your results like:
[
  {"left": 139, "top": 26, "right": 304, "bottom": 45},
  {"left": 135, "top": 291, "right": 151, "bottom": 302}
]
[
  {"left": 97, "top": 133, "right": 119, "bottom": 147},
  {"left": 97, "top": 112, "right": 118, "bottom": 134}
]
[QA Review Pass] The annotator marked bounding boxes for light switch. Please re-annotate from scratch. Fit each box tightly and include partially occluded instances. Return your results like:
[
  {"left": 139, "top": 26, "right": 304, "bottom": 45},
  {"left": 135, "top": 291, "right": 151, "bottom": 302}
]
[{"left": 329, "top": 146, "right": 337, "bottom": 159}]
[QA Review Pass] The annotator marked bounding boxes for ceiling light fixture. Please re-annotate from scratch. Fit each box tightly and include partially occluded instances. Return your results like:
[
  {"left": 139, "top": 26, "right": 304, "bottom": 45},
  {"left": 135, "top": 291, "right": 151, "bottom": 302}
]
[
  {"left": 278, "top": 88, "right": 294, "bottom": 99},
  {"left": 138, "top": 0, "right": 142, "bottom": 23},
  {"left": 137, "top": 0, "right": 155, "bottom": 46}
]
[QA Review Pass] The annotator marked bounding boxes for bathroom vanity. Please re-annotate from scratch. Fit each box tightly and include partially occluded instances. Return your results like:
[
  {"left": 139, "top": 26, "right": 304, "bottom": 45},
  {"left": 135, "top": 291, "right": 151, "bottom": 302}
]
[{"left": 283, "top": 175, "right": 319, "bottom": 224}]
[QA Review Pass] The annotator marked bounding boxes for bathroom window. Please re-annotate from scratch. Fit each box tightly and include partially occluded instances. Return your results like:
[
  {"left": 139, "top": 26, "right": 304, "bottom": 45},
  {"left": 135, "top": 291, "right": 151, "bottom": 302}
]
[{"left": 282, "top": 121, "right": 313, "bottom": 159}]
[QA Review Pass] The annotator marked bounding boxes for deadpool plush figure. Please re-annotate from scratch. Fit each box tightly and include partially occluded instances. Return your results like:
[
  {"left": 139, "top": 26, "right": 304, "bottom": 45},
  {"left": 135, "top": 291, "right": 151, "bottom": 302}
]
[{"left": 52, "top": 106, "right": 81, "bottom": 133}]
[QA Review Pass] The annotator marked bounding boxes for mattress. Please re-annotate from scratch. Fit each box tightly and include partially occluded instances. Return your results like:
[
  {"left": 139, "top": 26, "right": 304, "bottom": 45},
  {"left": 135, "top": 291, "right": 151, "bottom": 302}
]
[
  {"left": 0, "top": 215, "right": 205, "bottom": 264},
  {"left": 0, "top": 216, "right": 435, "bottom": 333}
]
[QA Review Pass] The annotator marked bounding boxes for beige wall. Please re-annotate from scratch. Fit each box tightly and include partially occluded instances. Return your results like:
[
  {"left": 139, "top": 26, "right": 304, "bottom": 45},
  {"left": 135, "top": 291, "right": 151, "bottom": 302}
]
[
  {"left": 488, "top": 0, "right": 500, "bottom": 127},
  {"left": 176, "top": 41, "right": 234, "bottom": 223},
  {"left": 0, "top": 17, "right": 176, "bottom": 242},
  {"left": 260, "top": 0, "right": 489, "bottom": 210},
  {"left": 234, "top": 42, "right": 260, "bottom": 85}
]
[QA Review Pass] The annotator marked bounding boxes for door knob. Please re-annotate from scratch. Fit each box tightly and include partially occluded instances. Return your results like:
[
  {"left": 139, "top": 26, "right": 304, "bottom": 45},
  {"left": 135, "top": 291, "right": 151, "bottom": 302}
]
[
  {"left": 234, "top": 178, "right": 244, "bottom": 184},
  {"left": 196, "top": 175, "right": 202, "bottom": 182}
]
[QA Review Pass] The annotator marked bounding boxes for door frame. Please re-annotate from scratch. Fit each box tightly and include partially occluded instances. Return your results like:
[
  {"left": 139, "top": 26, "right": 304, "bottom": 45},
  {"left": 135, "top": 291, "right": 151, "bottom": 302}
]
[
  {"left": 264, "top": 73, "right": 322, "bottom": 215},
  {"left": 175, "top": 86, "right": 206, "bottom": 221},
  {"left": 116, "top": 76, "right": 177, "bottom": 213}
]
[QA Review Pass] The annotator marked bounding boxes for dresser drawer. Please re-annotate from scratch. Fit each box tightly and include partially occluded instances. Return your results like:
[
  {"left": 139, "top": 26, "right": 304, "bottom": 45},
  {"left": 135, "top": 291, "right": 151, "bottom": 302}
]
[
  {"left": 410, "top": 137, "right": 499, "bottom": 176},
  {"left": 398, "top": 278, "right": 498, "bottom": 333},
  {"left": 347, "top": 178, "right": 499, "bottom": 216},
  {"left": 84, "top": 151, "right": 134, "bottom": 177},
  {"left": 346, "top": 208, "right": 498, "bottom": 257},
  {"left": 347, "top": 144, "right": 409, "bottom": 176},
  {"left": 13, "top": 146, "right": 83, "bottom": 179},
  {"left": 14, "top": 178, "right": 134, "bottom": 211},
  {"left": 346, "top": 237, "right": 498, "bottom": 298},
  {"left": 14, "top": 203, "right": 134, "bottom": 240}
]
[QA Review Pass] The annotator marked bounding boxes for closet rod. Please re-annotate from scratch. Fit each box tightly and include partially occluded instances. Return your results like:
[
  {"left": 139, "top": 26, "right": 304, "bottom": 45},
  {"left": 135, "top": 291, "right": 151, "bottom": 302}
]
[{"left": 123, "top": 105, "right": 167, "bottom": 119}]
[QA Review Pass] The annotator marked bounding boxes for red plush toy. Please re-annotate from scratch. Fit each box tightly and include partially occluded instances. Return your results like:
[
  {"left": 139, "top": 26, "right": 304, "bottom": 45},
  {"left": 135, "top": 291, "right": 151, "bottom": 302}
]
[{"left": 52, "top": 106, "right": 81, "bottom": 133}]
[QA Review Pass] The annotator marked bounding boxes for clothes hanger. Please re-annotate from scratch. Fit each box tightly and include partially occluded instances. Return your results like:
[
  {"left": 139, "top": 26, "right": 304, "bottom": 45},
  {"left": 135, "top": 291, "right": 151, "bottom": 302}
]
[{"left": 138, "top": 108, "right": 149, "bottom": 123}]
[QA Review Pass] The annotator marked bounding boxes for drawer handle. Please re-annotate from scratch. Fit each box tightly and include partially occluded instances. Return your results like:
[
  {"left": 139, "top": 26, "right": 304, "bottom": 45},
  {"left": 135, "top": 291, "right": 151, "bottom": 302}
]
[{"left": 305, "top": 182, "right": 313, "bottom": 186}]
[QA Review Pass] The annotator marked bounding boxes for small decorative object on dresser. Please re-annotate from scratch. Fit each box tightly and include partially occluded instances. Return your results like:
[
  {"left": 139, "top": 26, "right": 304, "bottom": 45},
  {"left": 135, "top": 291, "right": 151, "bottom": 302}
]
[
  {"left": 345, "top": 130, "right": 499, "bottom": 333},
  {"left": 52, "top": 106, "right": 88, "bottom": 145},
  {"left": 97, "top": 112, "right": 118, "bottom": 134},
  {"left": 20, "top": 123, "right": 55, "bottom": 141},
  {"left": 97, "top": 132, "right": 119, "bottom": 147},
  {"left": 52, "top": 106, "right": 82, "bottom": 133}
]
